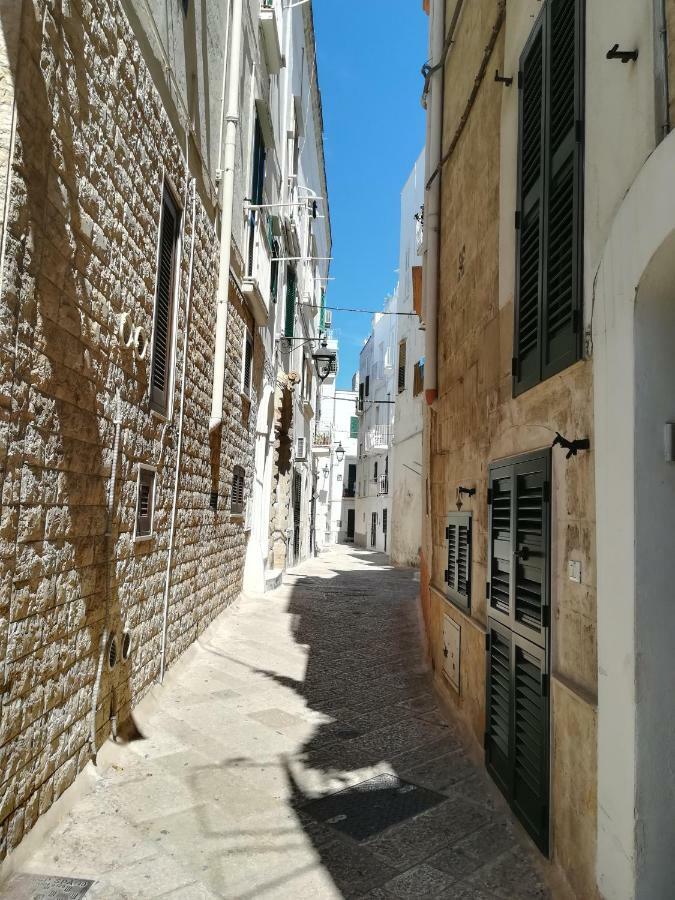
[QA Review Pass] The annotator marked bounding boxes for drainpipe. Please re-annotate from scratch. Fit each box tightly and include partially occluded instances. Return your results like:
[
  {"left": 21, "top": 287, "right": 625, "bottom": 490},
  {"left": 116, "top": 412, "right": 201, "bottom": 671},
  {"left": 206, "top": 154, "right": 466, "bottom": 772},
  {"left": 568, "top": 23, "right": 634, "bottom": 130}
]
[
  {"left": 654, "top": 0, "right": 670, "bottom": 144},
  {"left": 160, "top": 179, "right": 198, "bottom": 683},
  {"left": 210, "top": 0, "right": 243, "bottom": 432},
  {"left": 422, "top": 0, "right": 465, "bottom": 406}
]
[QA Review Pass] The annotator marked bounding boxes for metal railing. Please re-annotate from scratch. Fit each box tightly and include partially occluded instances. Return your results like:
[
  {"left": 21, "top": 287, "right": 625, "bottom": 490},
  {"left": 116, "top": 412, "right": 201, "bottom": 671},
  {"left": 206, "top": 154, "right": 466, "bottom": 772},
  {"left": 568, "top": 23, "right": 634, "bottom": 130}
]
[
  {"left": 313, "top": 426, "right": 333, "bottom": 448},
  {"left": 242, "top": 211, "right": 272, "bottom": 321},
  {"left": 365, "top": 426, "right": 393, "bottom": 453},
  {"left": 377, "top": 475, "right": 389, "bottom": 496}
]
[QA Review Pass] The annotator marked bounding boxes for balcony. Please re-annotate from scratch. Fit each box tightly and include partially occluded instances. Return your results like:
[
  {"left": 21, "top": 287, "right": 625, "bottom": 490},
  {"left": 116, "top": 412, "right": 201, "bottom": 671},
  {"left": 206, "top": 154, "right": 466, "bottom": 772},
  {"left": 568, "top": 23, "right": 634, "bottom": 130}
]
[
  {"left": 365, "top": 426, "right": 393, "bottom": 454},
  {"left": 313, "top": 426, "right": 333, "bottom": 450},
  {"left": 260, "top": 0, "right": 283, "bottom": 74},
  {"left": 343, "top": 485, "right": 356, "bottom": 499},
  {"left": 242, "top": 211, "right": 272, "bottom": 326},
  {"left": 377, "top": 474, "right": 389, "bottom": 496}
]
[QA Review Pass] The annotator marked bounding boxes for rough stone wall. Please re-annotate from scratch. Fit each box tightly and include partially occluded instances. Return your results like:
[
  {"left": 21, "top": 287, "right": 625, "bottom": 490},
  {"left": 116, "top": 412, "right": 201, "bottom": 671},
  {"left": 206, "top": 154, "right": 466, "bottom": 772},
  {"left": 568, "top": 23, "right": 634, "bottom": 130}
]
[
  {"left": 423, "top": 2, "right": 597, "bottom": 896},
  {"left": 0, "top": 0, "right": 257, "bottom": 860}
]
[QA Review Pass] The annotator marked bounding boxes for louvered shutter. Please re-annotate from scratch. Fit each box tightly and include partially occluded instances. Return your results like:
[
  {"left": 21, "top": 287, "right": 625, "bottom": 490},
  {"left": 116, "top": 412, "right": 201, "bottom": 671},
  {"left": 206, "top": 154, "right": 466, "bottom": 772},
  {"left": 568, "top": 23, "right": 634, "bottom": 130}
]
[
  {"left": 285, "top": 269, "right": 296, "bottom": 337},
  {"left": 514, "top": 456, "right": 549, "bottom": 646},
  {"left": 486, "top": 621, "right": 512, "bottom": 797},
  {"left": 514, "top": 20, "right": 544, "bottom": 395},
  {"left": 231, "top": 466, "right": 245, "bottom": 514},
  {"left": 512, "top": 634, "right": 549, "bottom": 854},
  {"left": 445, "top": 512, "right": 471, "bottom": 612},
  {"left": 488, "top": 470, "right": 513, "bottom": 623},
  {"left": 151, "top": 191, "right": 179, "bottom": 414},
  {"left": 243, "top": 334, "right": 253, "bottom": 396},
  {"left": 542, "top": 0, "right": 582, "bottom": 378},
  {"left": 398, "top": 341, "right": 407, "bottom": 393}
]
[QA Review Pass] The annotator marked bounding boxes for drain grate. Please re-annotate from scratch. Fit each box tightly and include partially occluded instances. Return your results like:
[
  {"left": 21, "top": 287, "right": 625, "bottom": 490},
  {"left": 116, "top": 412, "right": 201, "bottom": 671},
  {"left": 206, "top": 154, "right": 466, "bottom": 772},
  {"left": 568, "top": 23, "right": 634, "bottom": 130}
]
[
  {"left": 300, "top": 773, "right": 446, "bottom": 842},
  {"left": 2, "top": 874, "right": 93, "bottom": 899}
]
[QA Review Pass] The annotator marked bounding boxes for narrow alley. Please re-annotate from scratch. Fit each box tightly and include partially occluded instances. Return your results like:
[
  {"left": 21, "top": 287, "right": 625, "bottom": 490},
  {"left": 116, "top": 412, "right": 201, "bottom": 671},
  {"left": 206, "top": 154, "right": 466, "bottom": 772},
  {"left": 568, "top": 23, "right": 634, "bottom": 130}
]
[{"left": 6, "top": 548, "right": 552, "bottom": 900}]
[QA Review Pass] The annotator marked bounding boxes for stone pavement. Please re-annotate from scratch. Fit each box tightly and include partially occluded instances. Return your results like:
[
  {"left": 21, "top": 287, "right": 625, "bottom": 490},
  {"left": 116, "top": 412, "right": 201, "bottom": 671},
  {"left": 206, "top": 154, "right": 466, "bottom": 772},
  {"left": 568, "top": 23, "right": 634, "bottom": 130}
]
[{"left": 3, "top": 546, "right": 557, "bottom": 899}]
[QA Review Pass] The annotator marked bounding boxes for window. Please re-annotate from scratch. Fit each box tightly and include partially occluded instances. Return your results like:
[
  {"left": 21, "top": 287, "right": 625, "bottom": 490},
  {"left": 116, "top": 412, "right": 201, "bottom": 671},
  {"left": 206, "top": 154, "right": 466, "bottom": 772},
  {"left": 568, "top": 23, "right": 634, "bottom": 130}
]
[
  {"left": 285, "top": 268, "right": 296, "bottom": 337},
  {"left": 242, "top": 332, "right": 253, "bottom": 397},
  {"left": 373, "top": 462, "right": 378, "bottom": 481},
  {"left": 350, "top": 416, "right": 359, "bottom": 438},
  {"left": 398, "top": 340, "right": 407, "bottom": 393},
  {"left": 413, "top": 360, "right": 425, "bottom": 397},
  {"left": 485, "top": 449, "right": 551, "bottom": 854},
  {"left": 412, "top": 266, "right": 423, "bottom": 318},
  {"left": 358, "top": 383, "right": 365, "bottom": 412},
  {"left": 383, "top": 509, "right": 388, "bottom": 534},
  {"left": 231, "top": 466, "right": 245, "bottom": 515},
  {"left": 135, "top": 468, "right": 156, "bottom": 539},
  {"left": 270, "top": 239, "right": 280, "bottom": 303},
  {"left": 513, "top": 0, "right": 584, "bottom": 396},
  {"left": 445, "top": 512, "right": 472, "bottom": 612},
  {"left": 365, "top": 374, "right": 370, "bottom": 397},
  {"left": 247, "top": 115, "right": 266, "bottom": 278},
  {"left": 150, "top": 187, "right": 180, "bottom": 415},
  {"left": 296, "top": 436, "right": 306, "bottom": 459}
]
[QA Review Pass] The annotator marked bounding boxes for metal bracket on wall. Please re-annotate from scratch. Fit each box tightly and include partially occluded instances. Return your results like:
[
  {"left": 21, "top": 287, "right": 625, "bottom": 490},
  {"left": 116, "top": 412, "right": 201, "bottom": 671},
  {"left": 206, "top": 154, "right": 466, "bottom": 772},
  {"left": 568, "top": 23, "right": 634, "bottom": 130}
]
[
  {"left": 606, "top": 44, "right": 639, "bottom": 63},
  {"left": 494, "top": 69, "right": 513, "bottom": 86}
]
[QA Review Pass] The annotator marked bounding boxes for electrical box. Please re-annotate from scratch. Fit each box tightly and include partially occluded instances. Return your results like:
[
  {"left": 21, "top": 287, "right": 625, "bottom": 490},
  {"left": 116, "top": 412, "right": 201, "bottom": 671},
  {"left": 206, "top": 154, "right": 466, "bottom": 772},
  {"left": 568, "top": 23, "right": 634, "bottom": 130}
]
[{"left": 442, "top": 615, "right": 461, "bottom": 692}]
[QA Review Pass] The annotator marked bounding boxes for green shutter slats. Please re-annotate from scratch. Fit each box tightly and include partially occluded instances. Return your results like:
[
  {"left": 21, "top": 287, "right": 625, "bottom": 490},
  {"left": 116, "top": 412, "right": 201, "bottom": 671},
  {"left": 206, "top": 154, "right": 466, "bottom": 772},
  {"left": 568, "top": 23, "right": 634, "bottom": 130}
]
[
  {"left": 490, "top": 476, "right": 512, "bottom": 617},
  {"left": 285, "top": 270, "right": 296, "bottom": 337},
  {"left": 515, "top": 0, "right": 582, "bottom": 394},
  {"left": 446, "top": 513, "right": 472, "bottom": 611},
  {"left": 515, "top": 471, "right": 546, "bottom": 636},
  {"left": 487, "top": 627, "right": 511, "bottom": 776}
]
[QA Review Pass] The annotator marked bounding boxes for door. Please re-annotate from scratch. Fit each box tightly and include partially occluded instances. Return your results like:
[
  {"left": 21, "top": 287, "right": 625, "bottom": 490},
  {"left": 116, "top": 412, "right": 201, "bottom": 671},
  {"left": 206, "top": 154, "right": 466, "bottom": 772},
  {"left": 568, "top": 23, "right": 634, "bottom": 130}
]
[
  {"left": 485, "top": 449, "right": 551, "bottom": 855},
  {"left": 370, "top": 512, "right": 377, "bottom": 548},
  {"left": 347, "top": 509, "right": 355, "bottom": 541},
  {"left": 293, "top": 471, "right": 302, "bottom": 563},
  {"left": 347, "top": 464, "right": 356, "bottom": 498},
  {"left": 247, "top": 115, "right": 266, "bottom": 277},
  {"left": 383, "top": 508, "right": 388, "bottom": 553}
]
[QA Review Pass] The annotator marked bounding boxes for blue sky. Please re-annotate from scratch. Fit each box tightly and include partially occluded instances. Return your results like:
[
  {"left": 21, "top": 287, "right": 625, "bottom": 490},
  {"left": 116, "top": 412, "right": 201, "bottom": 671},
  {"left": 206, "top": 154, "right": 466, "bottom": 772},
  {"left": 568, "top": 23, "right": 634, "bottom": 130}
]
[{"left": 313, "top": 1, "right": 428, "bottom": 389}]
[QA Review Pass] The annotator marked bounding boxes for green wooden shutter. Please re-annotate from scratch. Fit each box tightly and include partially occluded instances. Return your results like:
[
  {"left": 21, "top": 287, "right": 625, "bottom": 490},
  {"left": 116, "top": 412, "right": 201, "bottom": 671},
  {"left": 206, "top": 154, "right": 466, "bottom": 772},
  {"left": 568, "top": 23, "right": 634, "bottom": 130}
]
[
  {"left": 285, "top": 269, "right": 296, "bottom": 337},
  {"left": 514, "top": 460, "right": 549, "bottom": 645},
  {"left": 486, "top": 621, "right": 512, "bottom": 797},
  {"left": 319, "top": 288, "right": 326, "bottom": 331},
  {"left": 542, "top": 0, "right": 582, "bottom": 378},
  {"left": 488, "top": 469, "right": 513, "bottom": 621},
  {"left": 350, "top": 416, "right": 359, "bottom": 438},
  {"left": 445, "top": 512, "right": 472, "bottom": 612},
  {"left": 514, "top": 19, "right": 545, "bottom": 395},
  {"left": 150, "top": 190, "right": 179, "bottom": 414}
]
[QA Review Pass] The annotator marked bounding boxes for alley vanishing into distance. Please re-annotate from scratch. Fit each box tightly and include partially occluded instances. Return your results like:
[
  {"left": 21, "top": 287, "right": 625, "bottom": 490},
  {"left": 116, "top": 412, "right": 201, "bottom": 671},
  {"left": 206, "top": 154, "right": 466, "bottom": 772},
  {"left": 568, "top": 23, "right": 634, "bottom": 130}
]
[{"left": 5, "top": 548, "right": 551, "bottom": 900}]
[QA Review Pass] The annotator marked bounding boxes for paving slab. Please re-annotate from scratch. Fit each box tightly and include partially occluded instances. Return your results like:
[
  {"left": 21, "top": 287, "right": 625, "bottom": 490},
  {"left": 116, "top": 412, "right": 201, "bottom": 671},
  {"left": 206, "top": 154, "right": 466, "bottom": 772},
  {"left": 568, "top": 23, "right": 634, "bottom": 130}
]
[{"left": 4, "top": 546, "right": 556, "bottom": 899}]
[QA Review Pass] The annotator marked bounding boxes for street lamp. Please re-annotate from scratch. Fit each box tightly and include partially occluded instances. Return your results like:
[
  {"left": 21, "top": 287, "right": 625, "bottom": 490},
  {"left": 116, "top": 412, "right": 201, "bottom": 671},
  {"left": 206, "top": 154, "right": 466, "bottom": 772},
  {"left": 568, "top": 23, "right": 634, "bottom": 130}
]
[
  {"left": 312, "top": 349, "right": 337, "bottom": 383},
  {"left": 335, "top": 442, "right": 345, "bottom": 463},
  {"left": 322, "top": 464, "right": 329, "bottom": 478}
]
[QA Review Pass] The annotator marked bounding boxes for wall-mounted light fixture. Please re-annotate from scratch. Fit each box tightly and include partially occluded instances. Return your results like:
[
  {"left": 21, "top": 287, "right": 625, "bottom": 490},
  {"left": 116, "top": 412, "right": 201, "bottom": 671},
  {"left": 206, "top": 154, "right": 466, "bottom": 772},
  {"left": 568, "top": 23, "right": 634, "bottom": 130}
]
[{"left": 335, "top": 442, "right": 345, "bottom": 463}]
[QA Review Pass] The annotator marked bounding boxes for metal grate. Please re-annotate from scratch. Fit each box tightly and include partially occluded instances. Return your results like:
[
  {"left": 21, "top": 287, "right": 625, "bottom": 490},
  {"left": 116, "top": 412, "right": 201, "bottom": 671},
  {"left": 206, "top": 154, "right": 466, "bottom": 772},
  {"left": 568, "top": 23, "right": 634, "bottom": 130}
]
[
  {"left": 300, "top": 773, "right": 446, "bottom": 842},
  {"left": 3, "top": 873, "right": 93, "bottom": 899}
]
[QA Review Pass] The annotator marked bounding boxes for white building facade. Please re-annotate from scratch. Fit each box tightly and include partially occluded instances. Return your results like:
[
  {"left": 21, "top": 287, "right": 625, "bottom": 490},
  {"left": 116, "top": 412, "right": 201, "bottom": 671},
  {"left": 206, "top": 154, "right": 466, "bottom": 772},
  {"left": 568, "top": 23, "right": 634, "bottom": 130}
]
[{"left": 390, "top": 152, "right": 425, "bottom": 566}]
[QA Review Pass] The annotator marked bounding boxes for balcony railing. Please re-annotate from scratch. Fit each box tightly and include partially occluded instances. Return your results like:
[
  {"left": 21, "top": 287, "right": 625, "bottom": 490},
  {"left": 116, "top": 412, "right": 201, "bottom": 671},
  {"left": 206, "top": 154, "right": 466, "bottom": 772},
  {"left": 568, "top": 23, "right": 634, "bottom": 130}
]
[
  {"left": 343, "top": 486, "right": 356, "bottom": 499},
  {"left": 313, "top": 426, "right": 333, "bottom": 448},
  {"left": 242, "top": 211, "right": 272, "bottom": 326},
  {"left": 377, "top": 475, "right": 389, "bottom": 496},
  {"left": 365, "top": 426, "right": 393, "bottom": 454}
]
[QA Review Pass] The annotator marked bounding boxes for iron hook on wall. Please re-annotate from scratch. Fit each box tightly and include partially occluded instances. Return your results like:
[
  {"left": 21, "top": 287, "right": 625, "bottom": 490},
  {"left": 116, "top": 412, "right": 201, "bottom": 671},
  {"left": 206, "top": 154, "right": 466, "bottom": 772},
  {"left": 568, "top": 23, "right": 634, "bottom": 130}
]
[
  {"left": 494, "top": 69, "right": 513, "bottom": 86},
  {"left": 458, "top": 486, "right": 476, "bottom": 497},
  {"left": 552, "top": 433, "right": 591, "bottom": 460},
  {"left": 606, "top": 44, "right": 639, "bottom": 64}
]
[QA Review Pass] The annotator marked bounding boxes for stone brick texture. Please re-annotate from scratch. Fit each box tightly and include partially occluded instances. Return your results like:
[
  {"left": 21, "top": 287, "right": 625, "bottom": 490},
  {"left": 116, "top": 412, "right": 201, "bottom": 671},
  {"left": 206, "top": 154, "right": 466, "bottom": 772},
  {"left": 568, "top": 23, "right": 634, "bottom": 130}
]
[
  {"left": 422, "top": 2, "right": 597, "bottom": 897},
  {"left": 0, "top": 0, "right": 258, "bottom": 860}
]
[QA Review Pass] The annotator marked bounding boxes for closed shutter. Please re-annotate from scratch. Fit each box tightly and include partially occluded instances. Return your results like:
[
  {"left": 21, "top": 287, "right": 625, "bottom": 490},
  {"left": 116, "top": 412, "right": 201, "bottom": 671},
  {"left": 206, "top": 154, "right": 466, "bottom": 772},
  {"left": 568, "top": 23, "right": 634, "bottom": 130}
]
[
  {"left": 319, "top": 288, "right": 326, "bottom": 330},
  {"left": 358, "top": 383, "right": 364, "bottom": 412},
  {"left": 488, "top": 451, "right": 549, "bottom": 647},
  {"left": 242, "top": 333, "right": 253, "bottom": 396},
  {"left": 514, "top": 0, "right": 583, "bottom": 395},
  {"left": 365, "top": 375, "right": 370, "bottom": 397},
  {"left": 514, "top": 20, "right": 544, "bottom": 394},
  {"left": 398, "top": 341, "right": 407, "bottom": 393},
  {"left": 285, "top": 269, "right": 296, "bottom": 337},
  {"left": 350, "top": 416, "right": 359, "bottom": 438},
  {"left": 231, "top": 466, "right": 245, "bottom": 514},
  {"left": 486, "top": 623, "right": 549, "bottom": 855},
  {"left": 150, "top": 190, "right": 179, "bottom": 414},
  {"left": 445, "top": 512, "right": 472, "bottom": 612},
  {"left": 542, "top": 0, "right": 582, "bottom": 378}
]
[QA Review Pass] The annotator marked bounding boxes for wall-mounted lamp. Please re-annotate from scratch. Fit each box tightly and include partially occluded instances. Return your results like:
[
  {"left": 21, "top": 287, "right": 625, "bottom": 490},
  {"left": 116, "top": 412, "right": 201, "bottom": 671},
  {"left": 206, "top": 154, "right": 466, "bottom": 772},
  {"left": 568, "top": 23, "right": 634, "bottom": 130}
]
[
  {"left": 322, "top": 464, "right": 329, "bottom": 478},
  {"left": 335, "top": 442, "right": 345, "bottom": 463},
  {"left": 312, "top": 349, "right": 337, "bottom": 383}
]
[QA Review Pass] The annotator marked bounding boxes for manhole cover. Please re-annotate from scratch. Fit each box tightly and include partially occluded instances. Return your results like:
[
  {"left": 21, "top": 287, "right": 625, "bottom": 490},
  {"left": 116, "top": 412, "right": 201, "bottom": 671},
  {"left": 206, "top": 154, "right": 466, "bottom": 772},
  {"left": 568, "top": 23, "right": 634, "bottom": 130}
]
[
  {"left": 300, "top": 773, "right": 446, "bottom": 841},
  {"left": 2, "top": 874, "right": 93, "bottom": 899}
]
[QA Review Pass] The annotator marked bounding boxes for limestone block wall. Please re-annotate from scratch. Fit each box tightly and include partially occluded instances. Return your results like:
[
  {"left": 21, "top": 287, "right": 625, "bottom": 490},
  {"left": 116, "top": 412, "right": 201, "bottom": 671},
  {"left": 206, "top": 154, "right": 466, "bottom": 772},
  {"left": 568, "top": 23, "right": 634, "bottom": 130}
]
[
  {"left": 422, "top": 1, "right": 597, "bottom": 896},
  {"left": 0, "top": 0, "right": 257, "bottom": 860}
]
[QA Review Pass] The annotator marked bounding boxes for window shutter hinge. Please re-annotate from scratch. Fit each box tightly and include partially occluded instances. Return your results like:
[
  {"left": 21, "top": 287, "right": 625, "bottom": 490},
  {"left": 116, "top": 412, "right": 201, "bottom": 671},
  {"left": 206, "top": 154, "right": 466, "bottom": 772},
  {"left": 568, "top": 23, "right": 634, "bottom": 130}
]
[
  {"left": 487, "top": 488, "right": 493, "bottom": 505},
  {"left": 575, "top": 119, "right": 583, "bottom": 143},
  {"left": 541, "top": 672, "right": 549, "bottom": 698},
  {"left": 485, "top": 632, "right": 491, "bottom": 652},
  {"left": 515, "top": 210, "right": 521, "bottom": 231}
]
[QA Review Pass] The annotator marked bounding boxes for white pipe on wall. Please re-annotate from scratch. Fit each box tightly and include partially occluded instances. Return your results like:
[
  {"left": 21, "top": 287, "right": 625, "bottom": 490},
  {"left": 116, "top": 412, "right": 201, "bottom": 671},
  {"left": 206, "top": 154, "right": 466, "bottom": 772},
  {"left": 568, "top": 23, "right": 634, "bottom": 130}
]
[{"left": 210, "top": 0, "right": 244, "bottom": 432}]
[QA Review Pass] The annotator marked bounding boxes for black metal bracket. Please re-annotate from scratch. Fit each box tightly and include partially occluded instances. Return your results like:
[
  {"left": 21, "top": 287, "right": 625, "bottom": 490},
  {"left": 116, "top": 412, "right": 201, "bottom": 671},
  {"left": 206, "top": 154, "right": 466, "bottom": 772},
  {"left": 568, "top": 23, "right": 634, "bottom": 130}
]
[
  {"left": 458, "top": 486, "right": 476, "bottom": 498},
  {"left": 494, "top": 69, "right": 513, "bottom": 86},
  {"left": 606, "top": 44, "right": 638, "bottom": 64},
  {"left": 552, "top": 432, "right": 591, "bottom": 459}
]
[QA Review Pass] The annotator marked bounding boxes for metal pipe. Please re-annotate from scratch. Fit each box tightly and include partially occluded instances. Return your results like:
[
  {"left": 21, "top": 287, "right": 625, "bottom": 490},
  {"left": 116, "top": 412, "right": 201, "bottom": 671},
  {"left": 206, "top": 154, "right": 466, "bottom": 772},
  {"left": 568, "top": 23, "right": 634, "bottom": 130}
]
[
  {"left": 210, "top": 0, "right": 243, "bottom": 432},
  {"left": 160, "top": 180, "right": 198, "bottom": 683},
  {"left": 654, "top": 0, "right": 670, "bottom": 143},
  {"left": 423, "top": 0, "right": 452, "bottom": 404}
]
